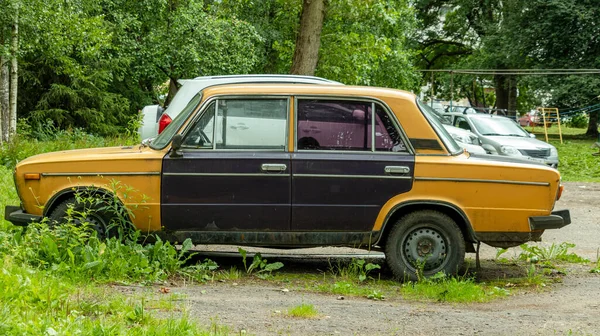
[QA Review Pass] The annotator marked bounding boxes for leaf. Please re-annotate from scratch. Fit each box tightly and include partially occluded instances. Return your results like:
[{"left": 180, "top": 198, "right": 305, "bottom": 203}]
[
  {"left": 261, "top": 262, "right": 284, "bottom": 273},
  {"left": 181, "top": 238, "right": 193, "bottom": 254},
  {"left": 82, "top": 261, "right": 101, "bottom": 270},
  {"left": 365, "top": 263, "right": 381, "bottom": 272}
]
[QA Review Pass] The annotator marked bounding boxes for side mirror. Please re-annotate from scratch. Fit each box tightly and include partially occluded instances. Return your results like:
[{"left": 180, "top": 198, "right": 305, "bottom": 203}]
[
  {"left": 529, "top": 133, "right": 536, "bottom": 138},
  {"left": 170, "top": 134, "right": 183, "bottom": 157}
]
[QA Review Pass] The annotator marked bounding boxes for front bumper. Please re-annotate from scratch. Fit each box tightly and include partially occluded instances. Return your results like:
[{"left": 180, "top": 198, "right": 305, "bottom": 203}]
[
  {"left": 529, "top": 209, "right": 571, "bottom": 230},
  {"left": 4, "top": 205, "right": 42, "bottom": 226}
]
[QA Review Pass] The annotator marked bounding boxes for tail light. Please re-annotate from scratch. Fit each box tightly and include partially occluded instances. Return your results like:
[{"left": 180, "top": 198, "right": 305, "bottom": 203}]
[
  {"left": 557, "top": 184, "right": 564, "bottom": 200},
  {"left": 158, "top": 113, "right": 172, "bottom": 134}
]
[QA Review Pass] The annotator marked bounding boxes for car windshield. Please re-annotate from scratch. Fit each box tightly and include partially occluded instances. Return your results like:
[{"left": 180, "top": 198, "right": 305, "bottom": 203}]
[
  {"left": 470, "top": 116, "right": 529, "bottom": 137},
  {"left": 416, "top": 99, "right": 462, "bottom": 155},
  {"left": 150, "top": 93, "right": 203, "bottom": 150}
]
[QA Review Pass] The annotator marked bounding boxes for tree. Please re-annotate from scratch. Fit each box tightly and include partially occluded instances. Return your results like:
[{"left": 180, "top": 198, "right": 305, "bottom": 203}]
[
  {"left": 290, "top": 0, "right": 326, "bottom": 75},
  {"left": 498, "top": 0, "right": 600, "bottom": 137},
  {"left": 219, "top": 0, "right": 419, "bottom": 90}
]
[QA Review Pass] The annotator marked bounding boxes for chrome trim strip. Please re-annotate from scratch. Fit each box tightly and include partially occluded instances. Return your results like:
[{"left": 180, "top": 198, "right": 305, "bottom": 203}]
[
  {"left": 41, "top": 172, "right": 161, "bottom": 177},
  {"left": 164, "top": 172, "right": 290, "bottom": 177},
  {"left": 415, "top": 177, "right": 550, "bottom": 186},
  {"left": 295, "top": 173, "right": 412, "bottom": 180},
  {"left": 371, "top": 102, "right": 376, "bottom": 152}
]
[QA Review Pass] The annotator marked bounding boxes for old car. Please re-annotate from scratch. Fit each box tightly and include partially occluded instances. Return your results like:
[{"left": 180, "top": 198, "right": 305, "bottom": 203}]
[
  {"left": 446, "top": 112, "right": 559, "bottom": 168},
  {"left": 5, "top": 83, "right": 570, "bottom": 280},
  {"left": 138, "top": 74, "right": 342, "bottom": 140}
]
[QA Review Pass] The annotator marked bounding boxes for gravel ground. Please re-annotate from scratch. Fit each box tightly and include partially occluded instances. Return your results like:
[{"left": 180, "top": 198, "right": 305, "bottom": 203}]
[{"left": 172, "top": 181, "right": 600, "bottom": 335}]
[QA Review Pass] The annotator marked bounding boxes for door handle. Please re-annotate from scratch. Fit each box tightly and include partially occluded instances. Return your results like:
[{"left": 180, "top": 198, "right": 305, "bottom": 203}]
[
  {"left": 261, "top": 163, "right": 287, "bottom": 173},
  {"left": 384, "top": 166, "right": 410, "bottom": 175}
]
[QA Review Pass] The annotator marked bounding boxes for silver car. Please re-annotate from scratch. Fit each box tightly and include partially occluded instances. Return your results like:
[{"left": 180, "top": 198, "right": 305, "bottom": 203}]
[
  {"left": 445, "top": 113, "right": 559, "bottom": 168},
  {"left": 138, "top": 75, "right": 342, "bottom": 140}
]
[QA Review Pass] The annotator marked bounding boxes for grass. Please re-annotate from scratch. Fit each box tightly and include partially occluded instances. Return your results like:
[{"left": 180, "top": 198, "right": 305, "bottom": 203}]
[
  {"left": 286, "top": 304, "right": 319, "bottom": 318},
  {"left": 523, "top": 125, "right": 600, "bottom": 182},
  {"left": 0, "top": 256, "right": 232, "bottom": 335}
]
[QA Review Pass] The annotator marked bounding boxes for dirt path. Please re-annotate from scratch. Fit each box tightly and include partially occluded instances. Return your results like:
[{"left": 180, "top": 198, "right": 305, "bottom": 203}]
[
  {"left": 180, "top": 270, "right": 599, "bottom": 335},
  {"left": 175, "top": 182, "right": 600, "bottom": 335}
]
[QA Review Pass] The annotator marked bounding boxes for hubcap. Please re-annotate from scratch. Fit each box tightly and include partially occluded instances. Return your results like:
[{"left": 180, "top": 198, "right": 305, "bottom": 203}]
[{"left": 402, "top": 227, "right": 448, "bottom": 271}]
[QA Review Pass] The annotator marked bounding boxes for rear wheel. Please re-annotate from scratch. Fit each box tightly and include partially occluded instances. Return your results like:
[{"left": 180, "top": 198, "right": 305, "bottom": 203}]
[{"left": 385, "top": 210, "right": 465, "bottom": 281}]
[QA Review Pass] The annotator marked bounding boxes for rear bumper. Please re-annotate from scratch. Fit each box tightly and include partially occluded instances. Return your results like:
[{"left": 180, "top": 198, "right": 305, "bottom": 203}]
[
  {"left": 4, "top": 205, "right": 42, "bottom": 226},
  {"left": 529, "top": 209, "right": 571, "bottom": 231}
]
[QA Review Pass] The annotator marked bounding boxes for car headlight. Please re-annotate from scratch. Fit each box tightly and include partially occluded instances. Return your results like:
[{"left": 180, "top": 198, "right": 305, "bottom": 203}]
[
  {"left": 500, "top": 145, "right": 522, "bottom": 156},
  {"left": 550, "top": 146, "right": 558, "bottom": 156},
  {"left": 451, "top": 133, "right": 473, "bottom": 144}
]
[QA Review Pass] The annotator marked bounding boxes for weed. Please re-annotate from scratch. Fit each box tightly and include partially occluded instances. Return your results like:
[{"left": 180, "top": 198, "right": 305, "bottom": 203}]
[
  {"left": 591, "top": 249, "right": 600, "bottom": 274},
  {"left": 238, "top": 248, "right": 284, "bottom": 279},
  {"left": 519, "top": 243, "right": 589, "bottom": 264},
  {"left": 216, "top": 266, "right": 243, "bottom": 281},
  {"left": 286, "top": 303, "right": 318, "bottom": 318},
  {"left": 401, "top": 272, "right": 507, "bottom": 303},
  {"left": 367, "top": 290, "right": 385, "bottom": 300},
  {"left": 328, "top": 258, "right": 381, "bottom": 282}
]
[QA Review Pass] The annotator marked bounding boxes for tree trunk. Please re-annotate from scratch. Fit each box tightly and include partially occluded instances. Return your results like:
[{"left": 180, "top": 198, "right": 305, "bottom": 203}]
[
  {"left": 9, "top": 3, "right": 19, "bottom": 140},
  {"left": 165, "top": 77, "right": 179, "bottom": 107},
  {"left": 586, "top": 111, "right": 599, "bottom": 138},
  {"left": 0, "top": 56, "right": 9, "bottom": 143},
  {"left": 507, "top": 76, "right": 517, "bottom": 116},
  {"left": 290, "top": 0, "right": 326, "bottom": 76},
  {"left": 494, "top": 74, "right": 509, "bottom": 110}
]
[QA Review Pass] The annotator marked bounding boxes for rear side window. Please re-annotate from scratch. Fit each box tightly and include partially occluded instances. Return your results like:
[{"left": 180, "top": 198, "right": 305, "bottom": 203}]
[
  {"left": 182, "top": 98, "right": 288, "bottom": 150},
  {"left": 296, "top": 99, "right": 406, "bottom": 152}
]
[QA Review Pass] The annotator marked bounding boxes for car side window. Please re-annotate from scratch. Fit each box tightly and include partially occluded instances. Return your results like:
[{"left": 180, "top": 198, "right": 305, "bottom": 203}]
[
  {"left": 182, "top": 102, "right": 216, "bottom": 149},
  {"left": 372, "top": 104, "right": 407, "bottom": 152},
  {"left": 455, "top": 117, "right": 471, "bottom": 131},
  {"left": 296, "top": 99, "right": 406, "bottom": 152},
  {"left": 182, "top": 99, "right": 288, "bottom": 150}
]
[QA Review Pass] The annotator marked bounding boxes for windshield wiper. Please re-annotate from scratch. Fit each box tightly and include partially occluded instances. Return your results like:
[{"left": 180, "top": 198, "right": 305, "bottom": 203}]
[{"left": 482, "top": 133, "right": 503, "bottom": 136}]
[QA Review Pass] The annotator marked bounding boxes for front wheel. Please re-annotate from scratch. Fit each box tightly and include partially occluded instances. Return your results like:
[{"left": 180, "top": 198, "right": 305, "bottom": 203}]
[
  {"left": 48, "top": 196, "right": 131, "bottom": 239},
  {"left": 385, "top": 210, "right": 465, "bottom": 281}
]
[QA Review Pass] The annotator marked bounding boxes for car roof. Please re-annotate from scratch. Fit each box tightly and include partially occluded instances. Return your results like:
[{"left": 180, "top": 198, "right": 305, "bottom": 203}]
[
  {"left": 164, "top": 75, "right": 344, "bottom": 118},
  {"left": 200, "top": 83, "right": 417, "bottom": 101}
]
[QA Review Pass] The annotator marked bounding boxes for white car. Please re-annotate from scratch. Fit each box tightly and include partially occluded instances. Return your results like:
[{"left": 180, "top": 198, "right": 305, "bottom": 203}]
[
  {"left": 138, "top": 75, "right": 342, "bottom": 140},
  {"left": 443, "top": 124, "right": 487, "bottom": 155}
]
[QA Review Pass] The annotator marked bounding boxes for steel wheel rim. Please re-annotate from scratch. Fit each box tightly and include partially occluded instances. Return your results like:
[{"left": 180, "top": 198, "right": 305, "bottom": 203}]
[
  {"left": 74, "top": 214, "right": 108, "bottom": 238},
  {"left": 400, "top": 225, "right": 449, "bottom": 272}
]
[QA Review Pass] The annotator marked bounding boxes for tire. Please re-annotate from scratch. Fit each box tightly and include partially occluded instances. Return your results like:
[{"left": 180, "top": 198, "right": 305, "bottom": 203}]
[
  {"left": 385, "top": 210, "right": 466, "bottom": 281},
  {"left": 48, "top": 197, "right": 117, "bottom": 239}
]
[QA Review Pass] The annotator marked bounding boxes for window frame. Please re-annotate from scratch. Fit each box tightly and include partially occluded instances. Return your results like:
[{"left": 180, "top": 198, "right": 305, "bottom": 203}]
[
  {"left": 293, "top": 95, "right": 414, "bottom": 155},
  {"left": 179, "top": 95, "right": 291, "bottom": 152}
]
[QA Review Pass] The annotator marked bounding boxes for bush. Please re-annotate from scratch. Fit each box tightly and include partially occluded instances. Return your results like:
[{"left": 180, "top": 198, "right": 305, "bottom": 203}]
[{"left": 565, "top": 112, "right": 589, "bottom": 128}]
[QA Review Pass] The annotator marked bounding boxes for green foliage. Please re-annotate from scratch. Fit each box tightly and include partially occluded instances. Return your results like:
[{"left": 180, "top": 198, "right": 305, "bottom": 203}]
[
  {"left": 0, "top": 125, "right": 136, "bottom": 168},
  {"left": 591, "top": 250, "right": 600, "bottom": 274},
  {"left": 328, "top": 258, "right": 381, "bottom": 282},
  {"left": 286, "top": 303, "right": 318, "bottom": 318},
  {"left": 565, "top": 113, "right": 589, "bottom": 129},
  {"left": 518, "top": 243, "right": 589, "bottom": 264},
  {"left": 0, "top": 257, "right": 227, "bottom": 334},
  {"left": 218, "top": 0, "right": 419, "bottom": 90},
  {"left": 367, "top": 290, "right": 385, "bottom": 301},
  {"left": 400, "top": 272, "right": 508, "bottom": 303},
  {"left": 238, "top": 247, "right": 284, "bottom": 279}
]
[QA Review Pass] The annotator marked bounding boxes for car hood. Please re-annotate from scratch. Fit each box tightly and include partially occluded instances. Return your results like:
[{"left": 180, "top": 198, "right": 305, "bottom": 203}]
[
  {"left": 443, "top": 124, "right": 474, "bottom": 137},
  {"left": 17, "top": 145, "right": 165, "bottom": 168},
  {"left": 485, "top": 136, "right": 554, "bottom": 149}
]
